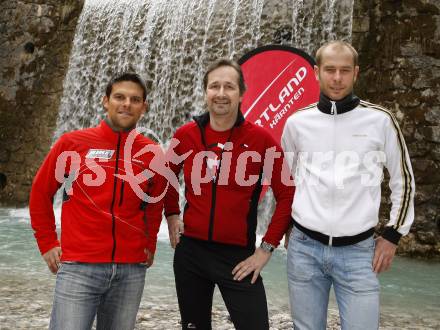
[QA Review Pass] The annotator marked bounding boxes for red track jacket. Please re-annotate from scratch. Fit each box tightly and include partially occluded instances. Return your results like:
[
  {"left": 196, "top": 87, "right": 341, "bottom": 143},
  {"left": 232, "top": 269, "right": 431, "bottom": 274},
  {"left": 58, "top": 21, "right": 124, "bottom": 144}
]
[
  {"left": 30, "top": 120, "right": 165, "bottom": 263},
  {"left": 165, "top": 111, "right": 294, "bottom": 248}
]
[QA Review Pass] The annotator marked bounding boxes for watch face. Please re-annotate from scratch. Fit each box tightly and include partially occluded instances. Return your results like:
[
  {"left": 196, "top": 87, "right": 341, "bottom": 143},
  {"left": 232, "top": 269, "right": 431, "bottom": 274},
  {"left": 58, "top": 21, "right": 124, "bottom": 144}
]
[{"left": 261, "top": 241, "right": 274, "bottom": 252}]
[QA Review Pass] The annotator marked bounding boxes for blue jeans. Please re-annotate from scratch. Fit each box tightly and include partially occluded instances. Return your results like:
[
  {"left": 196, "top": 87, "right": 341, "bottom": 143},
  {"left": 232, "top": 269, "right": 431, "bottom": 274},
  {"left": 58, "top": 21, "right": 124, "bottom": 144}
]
[
  {"left": 50, "top": 263, "right": 147, "bottom": 330},
  {"left": 287, "top": 227, "right": 379, "bottom": 330}
]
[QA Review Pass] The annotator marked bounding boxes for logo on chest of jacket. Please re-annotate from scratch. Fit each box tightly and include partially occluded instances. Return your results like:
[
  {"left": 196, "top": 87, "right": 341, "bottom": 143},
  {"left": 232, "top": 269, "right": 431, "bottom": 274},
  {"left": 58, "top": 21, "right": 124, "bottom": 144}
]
[
  {"left": 85, "top": 149, "right": 115, "bottom": 160},
  {"left": 131, "top": 158, "right": 145, "bottom": 165}
]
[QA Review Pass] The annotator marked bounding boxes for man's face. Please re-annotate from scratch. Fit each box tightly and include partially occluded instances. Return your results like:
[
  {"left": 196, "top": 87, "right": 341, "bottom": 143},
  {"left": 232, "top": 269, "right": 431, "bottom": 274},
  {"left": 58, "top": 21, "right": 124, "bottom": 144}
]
[
  {"left": 205, "top": 66, "right": 243, "bottom": 120},
  {"left": 102, "top": 81, "right": 147, "bottom": 131},
  {"left": 315, "top": 46, "right": 359, "bottom": 101}
]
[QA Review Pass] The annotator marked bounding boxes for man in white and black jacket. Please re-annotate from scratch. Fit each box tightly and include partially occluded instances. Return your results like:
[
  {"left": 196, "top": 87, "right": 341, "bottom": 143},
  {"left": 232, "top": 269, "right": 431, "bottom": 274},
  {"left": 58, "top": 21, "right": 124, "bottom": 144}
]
[{"left": 281, "top": 40, "right": 415, "bottom": 330}]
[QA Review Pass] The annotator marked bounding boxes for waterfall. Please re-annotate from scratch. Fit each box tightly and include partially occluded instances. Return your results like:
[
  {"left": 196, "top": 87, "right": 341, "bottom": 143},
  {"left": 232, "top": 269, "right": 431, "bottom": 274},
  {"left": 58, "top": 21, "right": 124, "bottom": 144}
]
[
  {"left": 55, "top": 0, "right": 354, "bottom": 233},
  {"left": 291, "top": 0, "right": 354, "bottom": 52}
]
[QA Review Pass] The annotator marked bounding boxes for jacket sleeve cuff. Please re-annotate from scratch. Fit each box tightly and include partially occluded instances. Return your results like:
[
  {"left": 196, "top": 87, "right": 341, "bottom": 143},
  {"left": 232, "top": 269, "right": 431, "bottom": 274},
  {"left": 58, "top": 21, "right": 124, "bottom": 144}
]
[
  {"left": 261, "top": 235, "right": 280, "bottom": 249},
  {"left": 382, "top": 227, "right": 402, "bottom": 245},
  {"left": 38, "top": 240, "right": 60, "bottom": 255},
  {"left": 146, "top": 240, "right": 157, "bottom": 255},
  {"left": 165, "top": 211, "right": 180, "bottom": 218}
]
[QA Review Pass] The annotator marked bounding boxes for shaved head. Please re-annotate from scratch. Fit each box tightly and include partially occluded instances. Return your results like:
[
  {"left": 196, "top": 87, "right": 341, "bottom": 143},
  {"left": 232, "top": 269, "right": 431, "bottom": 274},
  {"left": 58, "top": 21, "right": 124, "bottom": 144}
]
[{"left": 316, "top": 41, "right": 358, "bottom": 67}]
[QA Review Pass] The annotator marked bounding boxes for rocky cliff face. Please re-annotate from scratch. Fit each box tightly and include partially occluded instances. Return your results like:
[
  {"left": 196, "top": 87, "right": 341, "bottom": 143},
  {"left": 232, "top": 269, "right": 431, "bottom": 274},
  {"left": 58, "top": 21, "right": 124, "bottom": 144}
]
[
  {"left": 0, "top": 0, "right": 84, "bottom": 204},
  {"left": 352, "top": 0, "right": 440, "bottom": 257}
]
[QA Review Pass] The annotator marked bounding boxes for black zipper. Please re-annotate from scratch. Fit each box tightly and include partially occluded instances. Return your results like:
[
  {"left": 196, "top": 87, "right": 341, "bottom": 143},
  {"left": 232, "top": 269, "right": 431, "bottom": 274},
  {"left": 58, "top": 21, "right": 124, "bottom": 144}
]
[
  {"left": 208, "top": 174, "right": 219, "bottom": 241},
  {"left": 143, "top": 207, "right": 148, "bottom": 239},
  {"left": 119, "top": 181, "right": 125, "bottom": 206},
  {"left": 110, "top": 133, "right": 122, "bottom": 261},
  {"left": 207, "top": 128, "right": 234, "bottom": 242}
]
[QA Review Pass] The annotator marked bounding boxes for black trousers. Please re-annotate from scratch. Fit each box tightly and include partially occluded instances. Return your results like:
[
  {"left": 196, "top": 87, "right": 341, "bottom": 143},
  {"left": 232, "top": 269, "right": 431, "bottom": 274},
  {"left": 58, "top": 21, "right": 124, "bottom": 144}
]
[{"left": 173, "top": 236, "right": 269, "bottom": 330}]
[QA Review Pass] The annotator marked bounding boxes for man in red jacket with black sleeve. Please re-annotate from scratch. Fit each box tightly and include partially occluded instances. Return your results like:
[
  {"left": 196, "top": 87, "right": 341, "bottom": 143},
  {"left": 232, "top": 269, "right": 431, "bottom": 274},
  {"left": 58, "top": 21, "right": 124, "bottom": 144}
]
[
  {"left": 30, "top": 72, "right": 166, "bottom": 330},
  {"left": 165, "top": 59, "right": 294, "bottom": 330}
]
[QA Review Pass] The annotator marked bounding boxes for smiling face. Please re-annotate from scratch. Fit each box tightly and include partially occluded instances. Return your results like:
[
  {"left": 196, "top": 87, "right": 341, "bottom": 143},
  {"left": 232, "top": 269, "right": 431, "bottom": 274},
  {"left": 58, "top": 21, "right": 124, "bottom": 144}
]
[
  {"left": 205, "top": 65, "right": 243, "bottom": 122},
  {"left": 315, "top": 45, "right": 359, "bottom": 101},
  {"left": 102, "top": 81, "right": 147, "bottom": 131}
]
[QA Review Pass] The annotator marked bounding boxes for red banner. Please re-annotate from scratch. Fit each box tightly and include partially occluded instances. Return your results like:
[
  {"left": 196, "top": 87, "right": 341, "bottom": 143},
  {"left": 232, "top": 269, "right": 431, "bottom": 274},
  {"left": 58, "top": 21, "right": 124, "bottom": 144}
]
[{"left": 239, "top": 45, "right": 319, "bottom": 141}]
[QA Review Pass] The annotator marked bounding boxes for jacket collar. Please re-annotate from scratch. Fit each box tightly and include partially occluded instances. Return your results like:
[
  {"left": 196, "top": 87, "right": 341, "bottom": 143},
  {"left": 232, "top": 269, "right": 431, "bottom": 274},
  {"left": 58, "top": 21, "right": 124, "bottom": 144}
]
[
  {"left": 103, "top": 117, "right": 137, "bottom": 133},
  {"left": 317, "top": 92, "right": 360, "bottom": 115},
  {"left": 100, "top": 118, "right": 137, "bottom": 142},
  {"left": 193, "top": 110, "right": 245, "bottom": 128},
  {"left": 193, "top": 111, "right": 245, "bottom": 147}
]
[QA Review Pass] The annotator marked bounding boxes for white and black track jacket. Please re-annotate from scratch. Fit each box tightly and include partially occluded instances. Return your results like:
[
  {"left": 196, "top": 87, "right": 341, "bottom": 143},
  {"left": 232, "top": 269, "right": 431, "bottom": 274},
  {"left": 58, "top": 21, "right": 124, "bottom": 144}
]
[{"left": 281, "top": 93, "right": 415, "bottom": 244}]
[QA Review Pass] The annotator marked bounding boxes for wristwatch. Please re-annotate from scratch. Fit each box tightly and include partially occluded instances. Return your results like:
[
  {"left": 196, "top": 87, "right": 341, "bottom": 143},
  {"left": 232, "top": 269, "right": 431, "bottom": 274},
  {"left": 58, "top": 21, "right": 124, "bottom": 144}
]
[{"left": 260, "top": 241, "right": 275, "bottom": 253}]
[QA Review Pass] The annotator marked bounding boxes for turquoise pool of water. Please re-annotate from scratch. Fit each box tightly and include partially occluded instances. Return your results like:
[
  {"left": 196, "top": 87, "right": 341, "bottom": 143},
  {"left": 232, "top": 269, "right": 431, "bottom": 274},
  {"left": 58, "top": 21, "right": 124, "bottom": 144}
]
[{"left": 1, "top": 208, "right": 439, "bottom": 322}]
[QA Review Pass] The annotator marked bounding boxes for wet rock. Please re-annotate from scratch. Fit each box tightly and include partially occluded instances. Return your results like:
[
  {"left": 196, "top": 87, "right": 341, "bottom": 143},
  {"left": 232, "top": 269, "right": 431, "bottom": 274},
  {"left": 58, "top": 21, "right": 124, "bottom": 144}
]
[
  {"left": 354, "top": 0, "right": 440, "bottom": 258},
  {"left": 0, "top": 0, "right": 85, "bottom": 207},
  {"left": 424, "top": 107, "right": 440, "bottom": 124},
  {"left": 416, "top": 231, "right": 438, "bottom": 245},
  {"left": 421, "top": 126, "right": 440, "bottom": 143}
]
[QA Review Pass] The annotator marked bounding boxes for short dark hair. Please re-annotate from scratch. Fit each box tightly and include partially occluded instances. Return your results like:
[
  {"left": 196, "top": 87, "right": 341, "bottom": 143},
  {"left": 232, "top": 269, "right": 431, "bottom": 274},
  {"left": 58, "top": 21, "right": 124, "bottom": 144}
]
[
  {"left": 203, "top": 58, "right": 246, "bottom": 95},
  {"left": 315, "top": 40, "right": 359, "bottom": 67},
  {"left": 105, "top": 72, "right": 147, "bottom": 101}
]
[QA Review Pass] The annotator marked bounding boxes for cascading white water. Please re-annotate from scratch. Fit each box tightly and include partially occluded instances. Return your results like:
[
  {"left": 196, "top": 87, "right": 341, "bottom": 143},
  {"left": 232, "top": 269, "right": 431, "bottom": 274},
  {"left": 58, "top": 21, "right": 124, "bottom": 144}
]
[
  {"left": 291, "top": 0, "right": 354, "bottom": 52},
  {"left": 56, "top": 0, "right": 354, "bottom": 140},
  {"left": 55, "top": 0, "right": 354, "bottom": 232},
  {"left": 56, "top": 0, "right": 270, "bottom": 141}
]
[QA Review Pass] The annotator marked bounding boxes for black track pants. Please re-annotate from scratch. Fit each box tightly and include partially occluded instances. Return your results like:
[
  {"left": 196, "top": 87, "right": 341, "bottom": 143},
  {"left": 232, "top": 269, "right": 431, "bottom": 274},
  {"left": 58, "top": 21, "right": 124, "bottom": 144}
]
[{"left": 173, "top": 236, "right": 269, "bottom": 330}]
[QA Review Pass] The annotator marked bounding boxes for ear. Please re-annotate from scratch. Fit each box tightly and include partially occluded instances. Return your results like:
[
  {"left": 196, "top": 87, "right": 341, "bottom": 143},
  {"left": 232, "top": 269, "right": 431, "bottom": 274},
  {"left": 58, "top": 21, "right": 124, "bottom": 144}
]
[
  {"left": 314, "top": 65, "right": 320, "bottom": 81},
  {"left": 102, "top": 95, "right": 109, "bottom": 111},
  {"left": 353, "top": 65, "right": 360, "bottom": 83},
  {"left": 142, "top": 100, "right": 148, "bottom": 114}
]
